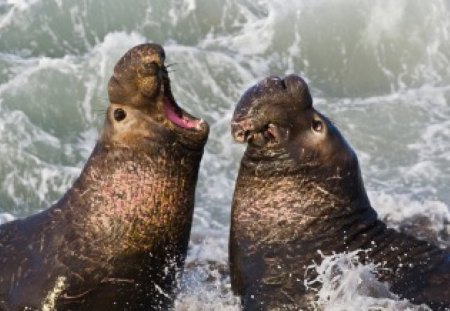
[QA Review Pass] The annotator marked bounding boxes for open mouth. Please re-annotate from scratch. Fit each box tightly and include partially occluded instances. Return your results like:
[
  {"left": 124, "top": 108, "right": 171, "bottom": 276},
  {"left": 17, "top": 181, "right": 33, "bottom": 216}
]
[{"left": 163, "top": 96, "right": 203, "bottom": 130}]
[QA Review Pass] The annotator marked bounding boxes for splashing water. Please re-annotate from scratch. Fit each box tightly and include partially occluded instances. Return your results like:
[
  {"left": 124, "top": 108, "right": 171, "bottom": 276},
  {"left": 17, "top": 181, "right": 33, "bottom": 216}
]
[
  {"left": 305, "top": 251, "right": 431, "bottom": 311},
  {"left": 1, "top": 0, "right": 450, "bottom": 309}
]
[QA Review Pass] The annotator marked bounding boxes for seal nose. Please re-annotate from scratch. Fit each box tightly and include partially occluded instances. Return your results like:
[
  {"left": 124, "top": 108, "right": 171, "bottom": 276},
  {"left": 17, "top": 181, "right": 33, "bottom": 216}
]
[
  {"left": 142, "top": 61, "right": 161, "bottom": 76},
  {"left": 231, "top": 118, "right": 255, "bottom": 143},
  {"left": 151, "top": 44, "right": 165, "bottom": 61}
]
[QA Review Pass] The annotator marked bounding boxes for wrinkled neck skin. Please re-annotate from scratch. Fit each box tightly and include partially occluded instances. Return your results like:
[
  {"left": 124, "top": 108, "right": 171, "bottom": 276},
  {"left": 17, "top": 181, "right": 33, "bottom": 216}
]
[
  {"left": 233, "top": 145, "right": 373, "bottom": 244},
  {"left": 63, "top": 141, "right": 202, "bottom": 261}
]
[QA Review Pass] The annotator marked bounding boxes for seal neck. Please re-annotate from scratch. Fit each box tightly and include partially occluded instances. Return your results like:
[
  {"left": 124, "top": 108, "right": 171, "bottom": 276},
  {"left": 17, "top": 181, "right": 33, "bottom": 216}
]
[
  {"left": 233, "top": 147, "right": 375, "bottom": 242},
  {"left": 240, "top": 147, "right": 304, "bottom": 178},
  {"left": 60, "top": 142, "right": 202, "bottom": 255}
]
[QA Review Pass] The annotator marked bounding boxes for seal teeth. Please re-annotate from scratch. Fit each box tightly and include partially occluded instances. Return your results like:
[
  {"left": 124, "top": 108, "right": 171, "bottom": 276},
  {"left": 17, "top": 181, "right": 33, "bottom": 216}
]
[{"left": 196, "top": 119, "right": 206, "bottom": 130}]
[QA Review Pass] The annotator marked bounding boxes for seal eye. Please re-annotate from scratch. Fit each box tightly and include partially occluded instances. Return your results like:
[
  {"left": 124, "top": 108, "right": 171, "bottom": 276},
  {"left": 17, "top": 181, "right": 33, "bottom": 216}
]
[
  {"left": 114, "top": 108, "right": 127, "bottom": 122},
  {"left": 312, "top": 120, "right": 323, "bottom": 132}
]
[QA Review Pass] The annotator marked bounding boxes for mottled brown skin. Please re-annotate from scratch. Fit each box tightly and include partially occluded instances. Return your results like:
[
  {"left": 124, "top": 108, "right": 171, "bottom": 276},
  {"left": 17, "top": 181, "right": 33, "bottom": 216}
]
[
  {"left": 229, "top": 75, "right": 450, "bottom": 310},
  {"left": 0, "top": 43, "right": 209, "bottom": 310}
]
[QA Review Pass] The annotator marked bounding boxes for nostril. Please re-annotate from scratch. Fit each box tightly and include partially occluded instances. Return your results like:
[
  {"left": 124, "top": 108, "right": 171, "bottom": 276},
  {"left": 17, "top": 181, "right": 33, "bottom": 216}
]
[
  {"left": 280, "top": 79, "right": 286, "bottom": 89},
  {"left": 244, "top": 130, "right": 251, "bottom": 141},
  {"left": 232, "top": 120, "right": 254, "bottom": 143},
  {"left": 143, "top": 61, "right": 160, "bottom": 75},
  {"left": 232, "top": 118, "right": 256, "bottom": 143},
  {"left": 234, "top": 129, "right": 251, "bottom": 143}
]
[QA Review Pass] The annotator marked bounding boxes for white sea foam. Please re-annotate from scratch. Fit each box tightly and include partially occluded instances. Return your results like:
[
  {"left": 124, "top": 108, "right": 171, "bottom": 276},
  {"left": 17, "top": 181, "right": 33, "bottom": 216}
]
[
  {"left": 0, "top": 212, "right": 15, "bottom": 224},
  {"left": 306, "top": 251, "right": 431, "bottom": 311},
  {"left": 175, "top": 229, "right": 241, "bottom": 310},
  {"left": 0, "top": 0, "right": 40, "bottom": 29}
]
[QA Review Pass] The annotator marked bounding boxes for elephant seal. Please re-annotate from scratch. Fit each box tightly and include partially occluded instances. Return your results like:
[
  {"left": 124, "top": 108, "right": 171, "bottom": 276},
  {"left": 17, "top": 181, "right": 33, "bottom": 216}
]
[
  {"left": 0, "top": 43, "right": 209, "bottom": 310},
  {"left": 229, "top": 74, "right": 450, "bottom": 310}
]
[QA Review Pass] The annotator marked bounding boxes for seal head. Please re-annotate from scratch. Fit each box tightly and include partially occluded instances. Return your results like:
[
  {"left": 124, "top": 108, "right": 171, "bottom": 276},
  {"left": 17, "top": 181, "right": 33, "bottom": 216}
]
[
  {"left": 105, "top": 43, "right": 208, "bottom": 150},
  {"left": 232, "top": 75, "right": 355, "bottom": 167},
  {"left": 230, "top": 75, "right": 450, "bottom": 310}
]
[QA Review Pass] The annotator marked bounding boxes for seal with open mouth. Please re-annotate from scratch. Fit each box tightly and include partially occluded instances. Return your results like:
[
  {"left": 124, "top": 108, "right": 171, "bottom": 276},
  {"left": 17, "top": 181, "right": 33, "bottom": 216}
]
[
  {"left": 0, "top": 43, "right": 209, "bottom": 310},
  {"left": 229, "top": 74, "right": 450, "bottom": 310}
]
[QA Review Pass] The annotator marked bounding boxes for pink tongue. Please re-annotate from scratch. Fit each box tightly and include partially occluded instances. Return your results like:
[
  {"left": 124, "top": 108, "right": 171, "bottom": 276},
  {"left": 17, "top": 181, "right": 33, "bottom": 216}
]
[{"left": 164, "top": 98, "right": 198, "bottom": 129}]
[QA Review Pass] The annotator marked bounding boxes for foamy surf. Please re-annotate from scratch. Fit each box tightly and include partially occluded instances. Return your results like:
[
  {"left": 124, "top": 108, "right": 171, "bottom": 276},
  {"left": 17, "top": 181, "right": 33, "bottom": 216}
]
[
  {"left": 0, "top": 212, "right": 14, "bottom": 224},
  {"left": 305, "top": 251, "right": 431, "bottom": 311}
]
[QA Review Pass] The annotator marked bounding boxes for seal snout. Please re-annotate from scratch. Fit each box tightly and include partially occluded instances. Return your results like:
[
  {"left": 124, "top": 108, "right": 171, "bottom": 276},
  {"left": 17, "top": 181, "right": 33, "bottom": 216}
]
[
  {"left": 108, "top": 43, "right": 167, "bottom": 106},
  {"left": 231, "top": 118, "right": 255, "bottom": 143},
  {"left": 232, "top": 74, "right": 313, "bottom": 145}
]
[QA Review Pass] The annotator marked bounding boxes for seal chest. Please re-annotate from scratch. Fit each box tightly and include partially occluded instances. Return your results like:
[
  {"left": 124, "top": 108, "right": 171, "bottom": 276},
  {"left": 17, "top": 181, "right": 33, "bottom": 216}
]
[
  {"left": 0, "top": 43, "right": 209, "bottom": 310},
  {"left": 229, "top": 74, "right": 450, "bottom": 310}
]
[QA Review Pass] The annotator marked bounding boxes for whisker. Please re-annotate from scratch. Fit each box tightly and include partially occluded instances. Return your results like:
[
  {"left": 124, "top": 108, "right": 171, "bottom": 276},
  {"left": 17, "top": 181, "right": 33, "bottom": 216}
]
[
  {"left": 93, "top": 104, "right": 108, "bottom": 109},
  {"left": 92, "top": 99, "right": 109, "bottom": 115},
  {"left": 93, "top": 109, "right": 107, "bottom": 113},
  {"left": 92, "top": 105, "right": 108, "bottom": 112},
  {"left": 92, "top": 96, "right": 110, "bottom": 105},
  {"left": 166, "top": 62, "right": 184, "bottom": 68}
]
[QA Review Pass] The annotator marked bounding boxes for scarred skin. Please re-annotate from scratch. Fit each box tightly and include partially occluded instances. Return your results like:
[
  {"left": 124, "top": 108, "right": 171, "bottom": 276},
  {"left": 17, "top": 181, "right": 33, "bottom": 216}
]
[
  {"left": 229, "top": 75, "right": 450, "bottom": 310},
  {"left": 0, "top": 43, "right": 209, "bottom": 310}
]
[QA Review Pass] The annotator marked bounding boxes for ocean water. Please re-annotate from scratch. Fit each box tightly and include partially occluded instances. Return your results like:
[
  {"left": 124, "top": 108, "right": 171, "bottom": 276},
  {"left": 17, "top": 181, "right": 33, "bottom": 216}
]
[{"left": 1, "top": 0, "right": 450, "bottom": 309}]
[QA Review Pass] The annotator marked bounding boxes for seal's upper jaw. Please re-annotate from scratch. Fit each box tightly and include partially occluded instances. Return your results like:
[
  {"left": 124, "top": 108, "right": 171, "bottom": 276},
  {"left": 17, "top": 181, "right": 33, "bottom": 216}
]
[
  {"left": 231, "top": 75, "right": 312, "bottom": 146},
  {"left": 106, "top": 43, "right": 209, "bottom": 148}
]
